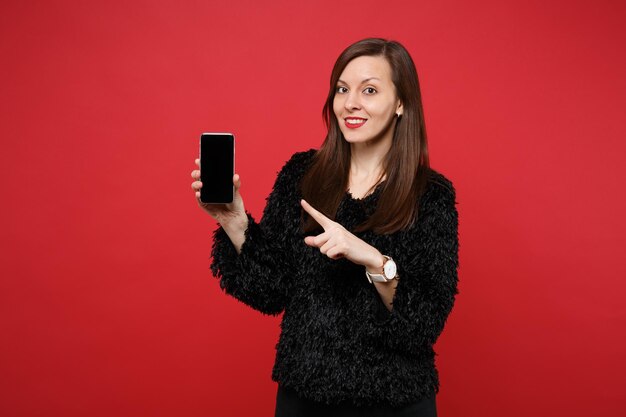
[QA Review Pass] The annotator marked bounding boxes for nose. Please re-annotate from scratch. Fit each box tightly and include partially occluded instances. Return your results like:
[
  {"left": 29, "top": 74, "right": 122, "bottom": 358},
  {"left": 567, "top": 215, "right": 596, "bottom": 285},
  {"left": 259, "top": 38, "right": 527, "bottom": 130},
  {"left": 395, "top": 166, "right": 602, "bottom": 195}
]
[{"left": 344, "top": 91, "right": 361, "bottom": 111}]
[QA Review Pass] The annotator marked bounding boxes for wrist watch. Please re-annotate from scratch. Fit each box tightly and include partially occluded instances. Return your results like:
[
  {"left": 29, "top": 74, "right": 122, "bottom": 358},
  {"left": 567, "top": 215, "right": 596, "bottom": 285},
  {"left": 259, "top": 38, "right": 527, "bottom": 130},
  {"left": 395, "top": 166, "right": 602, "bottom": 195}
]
[{"left": 365, "top": 255, "right": 399, "bottom": 284}]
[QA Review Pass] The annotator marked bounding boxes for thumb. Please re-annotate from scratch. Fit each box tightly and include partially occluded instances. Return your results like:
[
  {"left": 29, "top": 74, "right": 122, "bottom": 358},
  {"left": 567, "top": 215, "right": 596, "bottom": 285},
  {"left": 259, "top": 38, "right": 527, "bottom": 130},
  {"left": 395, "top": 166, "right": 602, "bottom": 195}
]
[{"left": 233, "top": 173, "right": 241, "bottom": 192}]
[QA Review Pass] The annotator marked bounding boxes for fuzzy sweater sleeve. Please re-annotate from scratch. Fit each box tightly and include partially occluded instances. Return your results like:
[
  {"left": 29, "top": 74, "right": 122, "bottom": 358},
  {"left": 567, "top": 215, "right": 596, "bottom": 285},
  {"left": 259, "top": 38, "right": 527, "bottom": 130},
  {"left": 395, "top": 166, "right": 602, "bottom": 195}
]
[
  {"left": 209, "top": 151, "right": 309, "bottom": 316},
  {"left": 366, "top": 175, "right": 459, "bottom": 355}
]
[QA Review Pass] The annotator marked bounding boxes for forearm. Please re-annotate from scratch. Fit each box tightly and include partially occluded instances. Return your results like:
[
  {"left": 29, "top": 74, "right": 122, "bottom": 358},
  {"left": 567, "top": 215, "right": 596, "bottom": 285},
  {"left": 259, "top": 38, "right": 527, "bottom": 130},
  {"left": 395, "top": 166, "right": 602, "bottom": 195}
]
[
  {"left": 211, "top": 212, "right": 289, "bottom": 315},
  {"left": 373, "top": 280, "right": 398, "bottom": 311},
  {"left": 221, "top": 215, "right": 249, "bottom": 255}
]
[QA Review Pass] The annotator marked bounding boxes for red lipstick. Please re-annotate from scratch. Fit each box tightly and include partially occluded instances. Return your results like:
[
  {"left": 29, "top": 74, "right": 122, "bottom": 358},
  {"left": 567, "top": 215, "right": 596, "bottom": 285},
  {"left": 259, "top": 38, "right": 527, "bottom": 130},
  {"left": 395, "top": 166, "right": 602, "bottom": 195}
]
[{"left": 344, "top": 117, "right": 367, "bottom": 129}]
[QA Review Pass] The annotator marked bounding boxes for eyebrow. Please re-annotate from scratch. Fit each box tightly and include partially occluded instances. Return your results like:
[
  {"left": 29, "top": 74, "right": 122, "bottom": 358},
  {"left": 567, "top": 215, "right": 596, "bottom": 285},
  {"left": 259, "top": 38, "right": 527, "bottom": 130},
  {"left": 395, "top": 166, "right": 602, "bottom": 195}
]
[{"left": 337, "top": 77, "right": 381, "bottom": 85}]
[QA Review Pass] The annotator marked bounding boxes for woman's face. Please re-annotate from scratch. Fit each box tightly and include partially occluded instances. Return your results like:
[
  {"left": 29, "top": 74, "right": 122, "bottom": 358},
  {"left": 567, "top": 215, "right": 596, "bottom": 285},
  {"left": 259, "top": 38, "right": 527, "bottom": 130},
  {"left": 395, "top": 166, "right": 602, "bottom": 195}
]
[{"left": 333, "top": 55, "right": 402, "bottom": 146}]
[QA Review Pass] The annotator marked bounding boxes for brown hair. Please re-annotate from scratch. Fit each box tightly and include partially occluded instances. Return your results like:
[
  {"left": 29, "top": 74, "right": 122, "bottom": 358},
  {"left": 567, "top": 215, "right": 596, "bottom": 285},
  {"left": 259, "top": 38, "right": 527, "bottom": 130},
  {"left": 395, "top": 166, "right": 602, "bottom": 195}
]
[{"left": 300, "top": 38, "right": 430, "bottom": 235}]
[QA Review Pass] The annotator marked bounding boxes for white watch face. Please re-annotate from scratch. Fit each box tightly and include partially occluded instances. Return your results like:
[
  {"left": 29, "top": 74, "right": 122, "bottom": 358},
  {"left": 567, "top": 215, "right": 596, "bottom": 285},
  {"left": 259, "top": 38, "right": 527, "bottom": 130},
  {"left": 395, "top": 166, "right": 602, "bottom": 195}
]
[{"left": 384, "top": 259, "right": 397, "bottom": 279}]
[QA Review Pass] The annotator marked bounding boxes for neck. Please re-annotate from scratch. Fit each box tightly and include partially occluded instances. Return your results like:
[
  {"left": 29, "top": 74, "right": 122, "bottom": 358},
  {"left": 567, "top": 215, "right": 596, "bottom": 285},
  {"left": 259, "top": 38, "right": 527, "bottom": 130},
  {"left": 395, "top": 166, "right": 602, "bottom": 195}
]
[{"left": 349, "top": 134, "right": 392, "bottom": 180}]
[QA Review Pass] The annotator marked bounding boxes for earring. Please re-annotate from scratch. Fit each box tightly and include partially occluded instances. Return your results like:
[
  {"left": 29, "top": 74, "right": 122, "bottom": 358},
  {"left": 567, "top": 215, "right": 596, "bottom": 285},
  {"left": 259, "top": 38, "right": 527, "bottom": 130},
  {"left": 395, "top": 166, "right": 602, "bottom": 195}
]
[{"left": 396, "top": 113, "right": 402, "bottom": 118}]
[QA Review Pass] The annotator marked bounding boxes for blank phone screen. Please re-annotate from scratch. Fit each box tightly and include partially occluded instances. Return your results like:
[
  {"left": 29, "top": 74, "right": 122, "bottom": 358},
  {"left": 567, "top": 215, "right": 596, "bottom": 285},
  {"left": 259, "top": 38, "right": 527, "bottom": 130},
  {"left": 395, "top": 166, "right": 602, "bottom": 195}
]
[{"left": 199, "top": 133, "right": 234, "bottom": 204}]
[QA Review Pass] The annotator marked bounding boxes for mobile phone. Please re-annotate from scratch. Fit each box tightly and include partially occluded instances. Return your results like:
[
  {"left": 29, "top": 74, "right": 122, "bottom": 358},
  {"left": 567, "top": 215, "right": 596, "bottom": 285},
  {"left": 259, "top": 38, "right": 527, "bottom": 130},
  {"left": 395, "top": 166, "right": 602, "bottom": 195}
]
[{"left": 199, "top": 132, "right": 235, "bottom": 204}]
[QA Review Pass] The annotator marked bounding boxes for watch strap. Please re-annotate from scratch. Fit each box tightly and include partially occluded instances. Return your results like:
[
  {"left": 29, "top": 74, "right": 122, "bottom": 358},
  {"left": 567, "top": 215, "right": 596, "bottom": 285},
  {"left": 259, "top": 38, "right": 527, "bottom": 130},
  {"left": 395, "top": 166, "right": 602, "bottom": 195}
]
[{"left": 366, "top": 271, "right": 389, "bottom": 283}]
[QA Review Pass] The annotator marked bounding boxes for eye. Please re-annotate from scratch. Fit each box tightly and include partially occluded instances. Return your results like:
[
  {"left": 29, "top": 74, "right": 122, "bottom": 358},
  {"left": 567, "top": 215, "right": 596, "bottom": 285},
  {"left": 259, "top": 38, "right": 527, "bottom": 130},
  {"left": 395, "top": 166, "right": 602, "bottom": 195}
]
[
  {"left": 336, "top": 86, "right": 348, "bottom": 94},
  {"left": 363, "top": 87, "right": 377, "bottom": 95}
]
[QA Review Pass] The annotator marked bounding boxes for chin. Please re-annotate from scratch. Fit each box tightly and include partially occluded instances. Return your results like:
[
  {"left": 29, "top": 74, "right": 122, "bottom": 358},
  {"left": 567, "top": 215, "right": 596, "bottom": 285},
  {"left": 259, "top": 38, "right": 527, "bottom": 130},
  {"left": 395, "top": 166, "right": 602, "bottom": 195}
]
[
  {"left": 343, "top": 135, "right": 367, "bottom": 144},
  {"left": 341, "top": 131, "right": 368, "bottom": 143},
  {"left": 342, "top": 133, "right": 381, "bottom": 145}
]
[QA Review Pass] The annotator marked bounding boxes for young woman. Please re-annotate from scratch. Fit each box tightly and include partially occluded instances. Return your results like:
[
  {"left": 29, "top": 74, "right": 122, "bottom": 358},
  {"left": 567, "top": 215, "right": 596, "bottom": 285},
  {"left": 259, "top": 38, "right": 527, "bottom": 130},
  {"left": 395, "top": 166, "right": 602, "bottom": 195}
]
[{"left": 191, "top": 38, "right": 459, "bottom": 417}]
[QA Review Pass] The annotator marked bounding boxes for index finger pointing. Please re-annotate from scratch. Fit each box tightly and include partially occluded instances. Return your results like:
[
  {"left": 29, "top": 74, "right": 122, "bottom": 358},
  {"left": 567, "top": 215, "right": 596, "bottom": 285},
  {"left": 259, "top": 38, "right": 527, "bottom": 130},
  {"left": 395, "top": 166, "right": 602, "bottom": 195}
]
[{"left": 301, "top": 199, "right": 334, "bottom": 230}]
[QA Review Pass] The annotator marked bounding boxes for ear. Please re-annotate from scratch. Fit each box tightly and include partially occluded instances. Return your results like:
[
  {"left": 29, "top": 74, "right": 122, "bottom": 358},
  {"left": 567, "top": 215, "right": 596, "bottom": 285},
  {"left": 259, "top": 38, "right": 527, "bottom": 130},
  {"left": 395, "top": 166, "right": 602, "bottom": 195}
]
[{"left": 396, "top": 101, "right": 404, "bottom": 117}]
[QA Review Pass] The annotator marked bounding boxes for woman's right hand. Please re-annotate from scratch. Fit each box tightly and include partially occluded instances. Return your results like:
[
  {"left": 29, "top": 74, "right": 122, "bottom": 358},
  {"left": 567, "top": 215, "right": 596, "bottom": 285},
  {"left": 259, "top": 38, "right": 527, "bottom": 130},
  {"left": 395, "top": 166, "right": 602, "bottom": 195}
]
[{"left": 191, "top": 158, "right": 248, "bottom": 231}]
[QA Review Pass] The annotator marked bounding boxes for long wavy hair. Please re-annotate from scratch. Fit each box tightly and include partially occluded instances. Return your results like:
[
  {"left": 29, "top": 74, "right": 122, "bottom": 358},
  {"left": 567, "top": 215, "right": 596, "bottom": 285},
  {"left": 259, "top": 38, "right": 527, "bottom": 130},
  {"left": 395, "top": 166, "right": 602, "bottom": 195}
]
[{"left": 300, "top": 38, "right": 431, "bottom": 235}]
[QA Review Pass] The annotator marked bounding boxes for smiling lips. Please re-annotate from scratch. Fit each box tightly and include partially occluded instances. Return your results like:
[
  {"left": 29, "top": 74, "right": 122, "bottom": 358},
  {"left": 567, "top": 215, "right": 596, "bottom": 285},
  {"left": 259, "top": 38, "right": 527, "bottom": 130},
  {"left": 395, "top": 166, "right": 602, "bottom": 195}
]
[{"left": 344, "top": 117, "right": 367, "bottom": 129}]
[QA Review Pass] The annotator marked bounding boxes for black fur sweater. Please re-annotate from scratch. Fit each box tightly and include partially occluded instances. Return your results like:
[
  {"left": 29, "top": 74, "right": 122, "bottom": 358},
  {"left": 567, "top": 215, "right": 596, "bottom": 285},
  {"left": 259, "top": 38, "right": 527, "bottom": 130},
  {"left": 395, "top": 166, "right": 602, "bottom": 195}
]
[{"left": 210, "top": 149, "right": 459, "bottom": 408}]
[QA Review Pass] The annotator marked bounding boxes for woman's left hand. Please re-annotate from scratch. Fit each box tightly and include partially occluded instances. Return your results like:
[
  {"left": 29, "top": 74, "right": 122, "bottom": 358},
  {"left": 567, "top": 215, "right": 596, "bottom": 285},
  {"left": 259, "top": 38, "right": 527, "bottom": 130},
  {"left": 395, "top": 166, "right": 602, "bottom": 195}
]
[{"left": 301, "top": 199, "right": 383, "bottom": 270}]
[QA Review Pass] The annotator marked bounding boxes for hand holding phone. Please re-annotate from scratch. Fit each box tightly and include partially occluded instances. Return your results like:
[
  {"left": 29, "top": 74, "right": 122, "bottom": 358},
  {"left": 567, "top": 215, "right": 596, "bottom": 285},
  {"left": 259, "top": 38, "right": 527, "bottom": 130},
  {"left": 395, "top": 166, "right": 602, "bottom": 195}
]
[{"left": 191, "top": 133, "right": 248, "bottom": 231}]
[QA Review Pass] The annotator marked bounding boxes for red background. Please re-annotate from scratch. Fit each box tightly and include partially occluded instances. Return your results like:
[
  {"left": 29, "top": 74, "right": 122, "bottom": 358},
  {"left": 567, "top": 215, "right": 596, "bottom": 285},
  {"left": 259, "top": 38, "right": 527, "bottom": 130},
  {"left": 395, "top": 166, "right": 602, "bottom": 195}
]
[{"left": 1, "top": 0, "right": 625, "bottom": 415}]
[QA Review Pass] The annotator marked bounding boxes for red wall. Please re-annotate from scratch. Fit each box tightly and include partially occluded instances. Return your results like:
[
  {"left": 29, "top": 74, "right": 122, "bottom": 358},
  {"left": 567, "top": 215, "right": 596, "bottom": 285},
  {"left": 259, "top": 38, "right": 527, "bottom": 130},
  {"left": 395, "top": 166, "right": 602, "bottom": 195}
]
[{"left": 1, "top": 0, "right": 625, "bottom": 415}]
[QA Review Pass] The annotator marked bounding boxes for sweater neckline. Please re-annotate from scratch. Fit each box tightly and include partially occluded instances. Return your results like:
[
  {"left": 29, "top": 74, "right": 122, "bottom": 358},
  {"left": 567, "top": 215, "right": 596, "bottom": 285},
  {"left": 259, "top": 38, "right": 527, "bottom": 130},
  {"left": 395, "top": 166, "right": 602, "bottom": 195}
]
[{"left": 345, "top": 180, "right": 385, "bottom": 203}]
